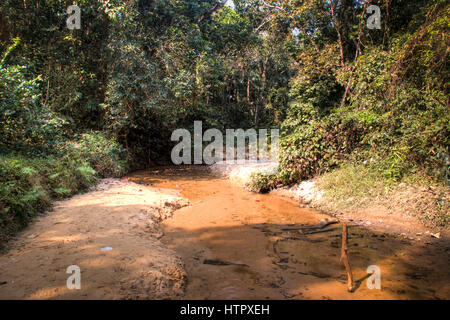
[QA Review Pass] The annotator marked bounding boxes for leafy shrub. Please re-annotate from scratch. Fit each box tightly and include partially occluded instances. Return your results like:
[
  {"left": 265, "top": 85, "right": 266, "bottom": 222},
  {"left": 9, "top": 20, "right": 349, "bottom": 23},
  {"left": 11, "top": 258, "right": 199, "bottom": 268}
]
[
  {"left": 64, "top": 132, "right": 127, "bottom": 178},
  {"left": 0, "top": 156, "right": 51, "bottom": 244},
  {"left": 247, "top": 172, "right": 278, "bottom": 193},
  {"left": 0, "top": 133, "right": 127, "bottom": 246},
  {"left": 277, "top": 114, "right": 362, "bottom": 185}
]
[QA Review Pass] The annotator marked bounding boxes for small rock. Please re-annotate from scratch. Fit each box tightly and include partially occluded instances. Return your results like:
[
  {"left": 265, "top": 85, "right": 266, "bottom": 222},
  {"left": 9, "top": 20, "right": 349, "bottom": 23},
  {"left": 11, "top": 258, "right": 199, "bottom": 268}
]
[{"left": 431, "top": 233, "right": 441, "bottom": 239}]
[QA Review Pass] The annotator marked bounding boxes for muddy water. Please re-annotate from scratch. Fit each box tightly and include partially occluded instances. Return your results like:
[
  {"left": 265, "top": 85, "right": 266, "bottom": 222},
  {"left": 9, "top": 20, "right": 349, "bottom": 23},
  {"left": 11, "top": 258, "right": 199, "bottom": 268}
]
[{"left": 130, "top": 166, "right": 450, "bottom": 300}]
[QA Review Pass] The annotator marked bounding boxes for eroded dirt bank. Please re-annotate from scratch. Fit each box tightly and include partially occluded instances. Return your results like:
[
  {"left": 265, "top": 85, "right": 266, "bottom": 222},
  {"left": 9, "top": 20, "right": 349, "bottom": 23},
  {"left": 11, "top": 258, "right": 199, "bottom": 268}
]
[
  {"left": 130, "top": 166, "right": 450, "bottom": 300},
  {"left": 212, "top": 162, "right": 449, "bottom": 240},
  {"left": 271, "top": 181, "right": 450, "bottom": 240},
  {"left": 0, "top": 179, "right": 188, "bottom": 299}
]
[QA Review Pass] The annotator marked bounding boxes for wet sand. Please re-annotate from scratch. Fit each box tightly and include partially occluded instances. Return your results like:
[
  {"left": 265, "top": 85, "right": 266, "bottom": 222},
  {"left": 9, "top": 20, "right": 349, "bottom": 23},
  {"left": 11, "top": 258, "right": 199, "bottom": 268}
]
[{"left": 131, "top": 166, "right": 450, "bottom": 300}]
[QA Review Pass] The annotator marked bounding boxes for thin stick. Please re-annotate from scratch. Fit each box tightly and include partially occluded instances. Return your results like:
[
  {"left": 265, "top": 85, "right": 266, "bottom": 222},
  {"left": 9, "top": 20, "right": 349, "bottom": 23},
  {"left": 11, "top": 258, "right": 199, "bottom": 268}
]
[
  {"left": 301, "top": 228, "right": 337, "bottom": 235},
  {"left": 340, "top": 223, "right": 355, "bottom": 292},
  {"left": 281, "top": 218, "right": 338, "bottom": 231}
]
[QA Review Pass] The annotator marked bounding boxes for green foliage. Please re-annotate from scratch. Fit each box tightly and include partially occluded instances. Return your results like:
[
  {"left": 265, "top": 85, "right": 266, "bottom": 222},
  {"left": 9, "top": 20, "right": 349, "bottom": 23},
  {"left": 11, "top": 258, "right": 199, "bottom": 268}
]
[
  {"left": 0, "top": 1, "right": 448, "bottom": 235},
  {"left": 0, "top": 132, "right": 126, "bottom": 246},
  {"left": 64, "top": 132, "right": 127, "bottom": 178},
  {"left": 0, "top": 39, "right": 67, "bottom": 155},
  {"left": 342, "top": 2, "right": 449, "bottom": 182},
  {"left": 278, "top": 114, "right": 361, "bottom": 184},
  {"left": 0, "top": 156, "right": 50, "bottom": 244},
  {"left": 100, "top": 1, "right": 291, "bottom": 164},
  {"left": 316, "top": 163, "right": 392, "bottom": 209},
  {"left": 1, "top": 1, "right": 291, "bottom": 166},
  {"left": 271, "top": 0, "right": 449, "bottom": 188},
  {"left": 246, "top": 171, "right": 277, "bottom": 193},
  {"left": 0, "top": 0, "right": 110, "bottom": 130}
]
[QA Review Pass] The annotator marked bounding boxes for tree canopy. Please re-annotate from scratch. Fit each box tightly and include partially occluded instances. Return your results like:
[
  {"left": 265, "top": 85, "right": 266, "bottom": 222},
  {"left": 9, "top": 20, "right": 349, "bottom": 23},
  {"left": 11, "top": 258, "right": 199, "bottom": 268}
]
[{"left": 0, "top": 0, "right": 448, "bottom": 175}]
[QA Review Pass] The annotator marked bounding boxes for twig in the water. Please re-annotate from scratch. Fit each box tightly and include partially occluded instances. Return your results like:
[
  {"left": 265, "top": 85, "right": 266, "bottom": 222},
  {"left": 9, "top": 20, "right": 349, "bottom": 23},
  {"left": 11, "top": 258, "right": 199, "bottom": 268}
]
[
  {"left": 281, "top": 237, "right": 324, "bottom": 243},
  {"left": 405, "top": 273, "right": 427, "bottom": 279},
  {"left": 203, "top": 259, "right": 249, "bottom": 267},
  {"left": 340, "top": 223, "right": 355, "bottom": 292},
  {"left": 281, "top": 218, "right": 338, "bottom": 231},
  {"left": 298, "top": 271, "right": 331, "bottom": 279},
  {"left": 301, "top": 228, "right": 337, "bottom": 235}
]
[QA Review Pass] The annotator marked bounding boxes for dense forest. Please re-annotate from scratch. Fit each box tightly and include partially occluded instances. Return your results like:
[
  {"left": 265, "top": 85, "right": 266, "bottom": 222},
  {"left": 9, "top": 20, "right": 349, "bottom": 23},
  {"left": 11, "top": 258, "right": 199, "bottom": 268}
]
[{"left": 0, "top": 0, "right": 448, "bottom": 243}]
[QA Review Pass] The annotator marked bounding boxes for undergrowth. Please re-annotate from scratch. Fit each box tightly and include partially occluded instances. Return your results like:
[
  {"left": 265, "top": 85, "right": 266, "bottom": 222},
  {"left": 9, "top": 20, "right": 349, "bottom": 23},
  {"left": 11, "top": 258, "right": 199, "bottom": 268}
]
[{"left": 0, "top": 132, "right": 126, "bottom": 246}]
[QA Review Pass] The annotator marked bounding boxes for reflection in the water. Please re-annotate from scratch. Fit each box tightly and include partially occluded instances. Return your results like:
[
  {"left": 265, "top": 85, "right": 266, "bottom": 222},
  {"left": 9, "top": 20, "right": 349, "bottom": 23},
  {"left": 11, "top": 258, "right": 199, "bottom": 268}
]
[{"left": 130, "top": 166, "right": 450, "bottom": 300}]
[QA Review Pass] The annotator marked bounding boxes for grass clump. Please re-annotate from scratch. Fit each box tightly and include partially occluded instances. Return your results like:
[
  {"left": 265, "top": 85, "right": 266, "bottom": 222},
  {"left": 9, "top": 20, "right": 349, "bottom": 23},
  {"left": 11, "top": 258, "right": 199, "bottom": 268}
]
[
  {"left": 316, "top": 163, "right": 449, "bottom": 228},
  {"left": 316, "top": 163, "right": 393, "bottom": 209}
]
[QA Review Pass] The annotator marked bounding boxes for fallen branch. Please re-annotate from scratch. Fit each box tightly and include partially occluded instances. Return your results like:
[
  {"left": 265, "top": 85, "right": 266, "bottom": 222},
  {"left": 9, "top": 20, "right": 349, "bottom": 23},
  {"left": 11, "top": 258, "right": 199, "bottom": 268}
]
[
  {"left": 298, "top": 271, "right": 331, "bottom": 279},
  {"left": 281, "top": 237, "right": 325, "bottom": 243},
  {"left": 340, "top": 223, "right": 355, "bottom": 292},
  {"left": 301, "top": 228, "right": 337, "bottom": 235},
  {"left": 203, "top": 259, "right": 249, "bottom": 267},
  {"left": 281, "top": 218, "right": 338, "bottom": 231}
]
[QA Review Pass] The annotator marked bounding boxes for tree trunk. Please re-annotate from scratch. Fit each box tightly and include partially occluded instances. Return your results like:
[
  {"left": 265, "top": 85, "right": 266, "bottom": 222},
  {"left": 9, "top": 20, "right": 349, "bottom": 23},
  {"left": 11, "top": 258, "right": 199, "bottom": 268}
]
[{"left": 330, "top": 0, "right": 345, "bottom": 67}]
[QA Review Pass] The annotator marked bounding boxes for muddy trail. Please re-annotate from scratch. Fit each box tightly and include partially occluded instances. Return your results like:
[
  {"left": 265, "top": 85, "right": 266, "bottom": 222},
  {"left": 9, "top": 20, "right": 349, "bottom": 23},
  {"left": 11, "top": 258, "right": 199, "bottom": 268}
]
[
  {"left": 0, "top": 166, "right": 448, "bottom": 300},
  {"left": 0, "top": 179, "right": 189, "bottom": 299},
  {"left": 130, "top": 166, "right": 450, "bottom": 300}
]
